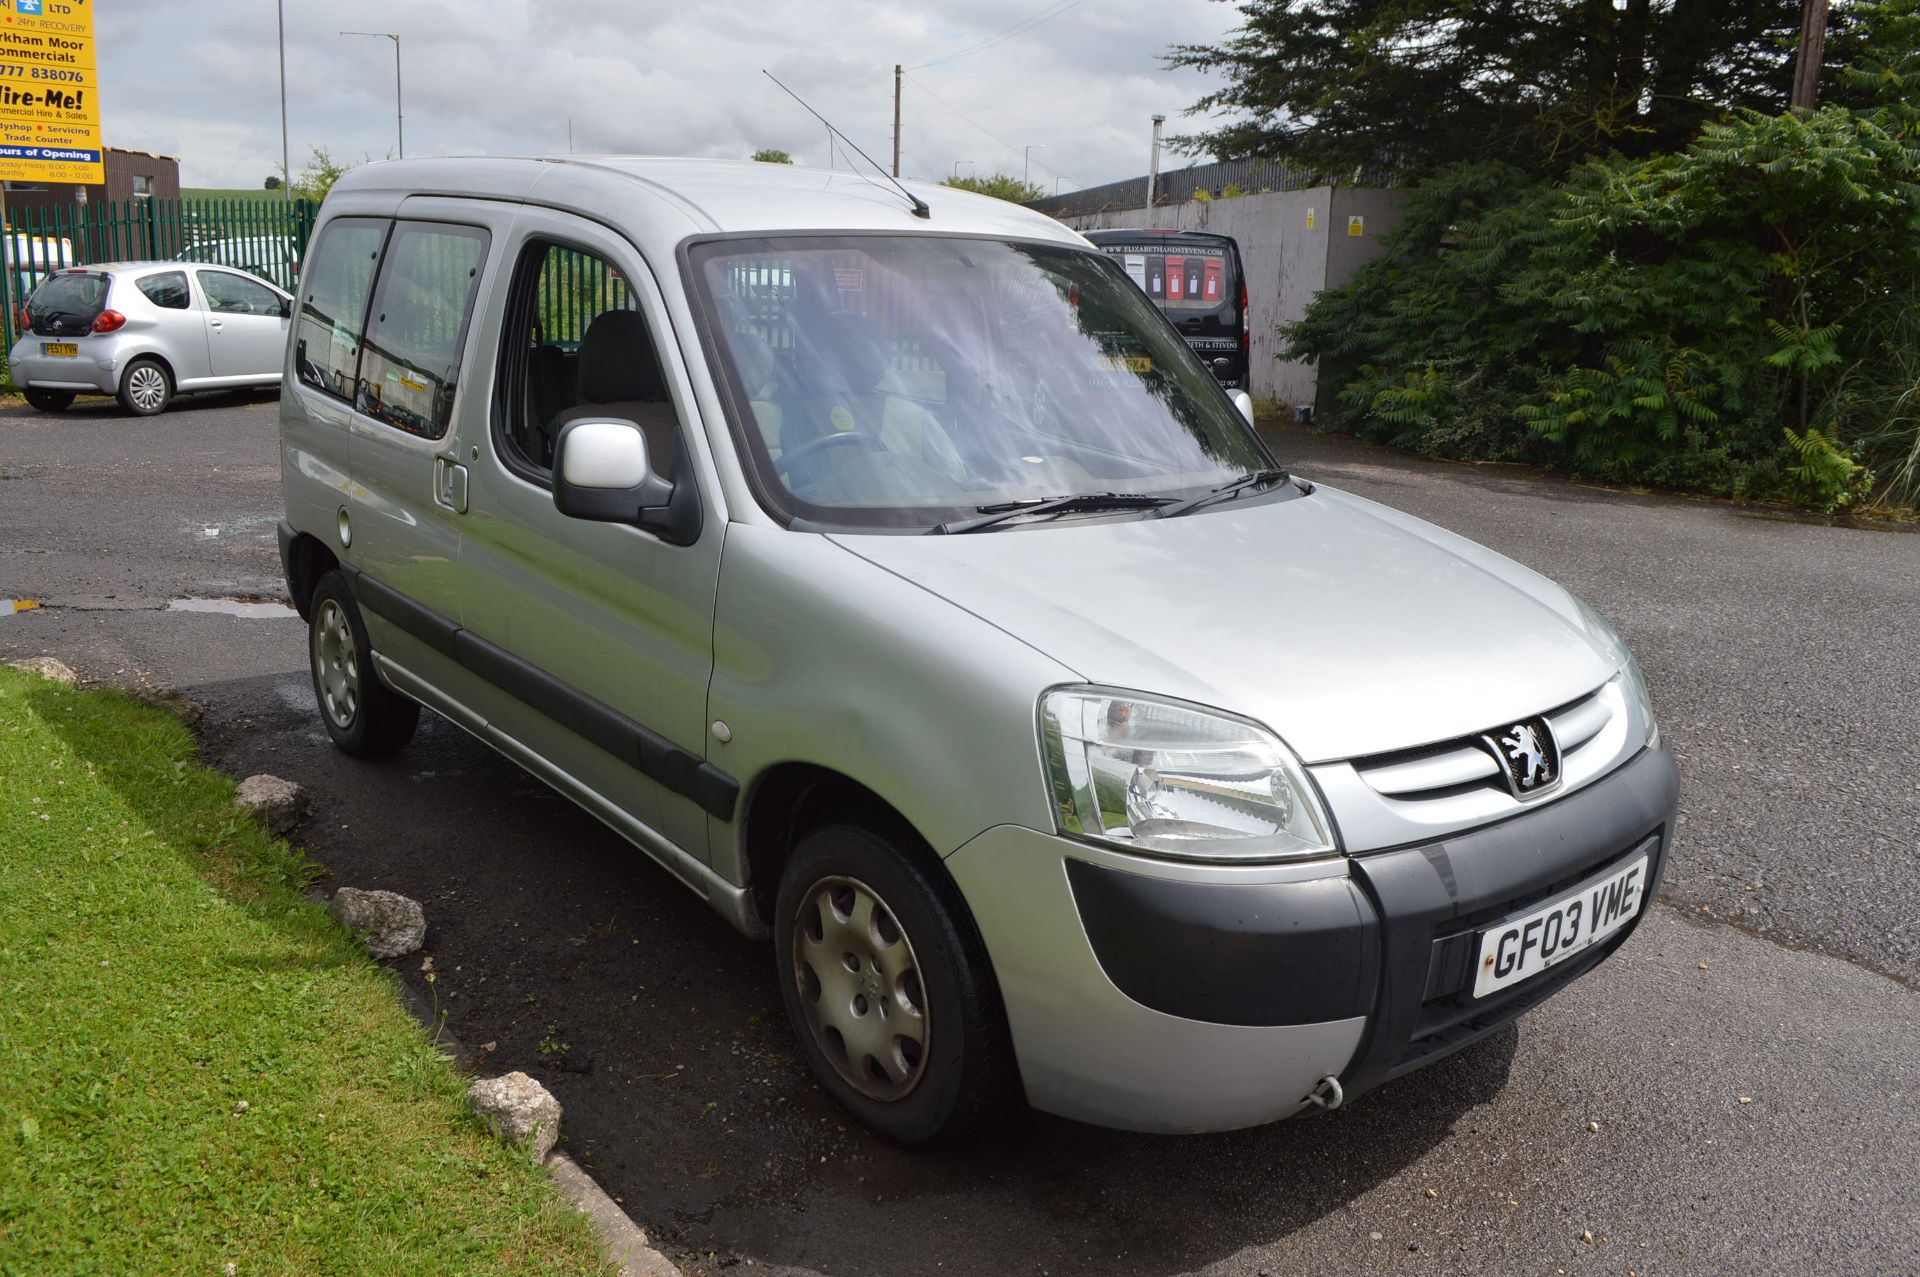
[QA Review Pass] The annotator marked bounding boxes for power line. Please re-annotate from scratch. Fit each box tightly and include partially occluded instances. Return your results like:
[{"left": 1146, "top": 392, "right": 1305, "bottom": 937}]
[
  {"left": 903, "top": 72, "right": 1076, "bottom": 189},
  {"left": 910, "top": 0, "right": 1089, "bottom": 71}
]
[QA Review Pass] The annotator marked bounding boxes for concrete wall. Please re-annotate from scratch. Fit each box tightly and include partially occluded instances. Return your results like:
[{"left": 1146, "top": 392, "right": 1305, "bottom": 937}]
[{"left": 1058, "top": 186, "right": 1405, "bottom": 409}]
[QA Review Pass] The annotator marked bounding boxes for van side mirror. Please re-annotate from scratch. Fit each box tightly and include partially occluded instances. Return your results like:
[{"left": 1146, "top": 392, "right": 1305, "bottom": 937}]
[
  {"left": 552, "top": 419, "right": 675, "bottom": 524},
  {"left": 1232, "top": 390, "right": 1256, "bottom": 426}
]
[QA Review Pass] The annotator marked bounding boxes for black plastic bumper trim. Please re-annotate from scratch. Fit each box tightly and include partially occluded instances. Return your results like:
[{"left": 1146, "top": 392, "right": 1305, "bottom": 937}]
[
  {"left": 340, "top": 565, "right": 738, "bottom": 821},
  {"left": 1067, "top": 860, "right": 1380, "bottom": 1027},
  {"left": 1339, "top": 741, "right": 1680, "bottom": 1100},
  {"left": 1062, "top": 741, "right": 1678, "bottom": 1058}
]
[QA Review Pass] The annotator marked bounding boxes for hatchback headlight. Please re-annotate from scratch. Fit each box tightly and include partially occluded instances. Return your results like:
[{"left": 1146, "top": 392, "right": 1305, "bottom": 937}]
[{"left": 1039, "top": 687, "right": 1336, "bottom": 861}]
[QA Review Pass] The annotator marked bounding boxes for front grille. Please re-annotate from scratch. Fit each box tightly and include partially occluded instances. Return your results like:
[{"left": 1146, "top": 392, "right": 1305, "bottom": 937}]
[{"left": 1353, "top": 686, "right": 1614, "bottom": 804}]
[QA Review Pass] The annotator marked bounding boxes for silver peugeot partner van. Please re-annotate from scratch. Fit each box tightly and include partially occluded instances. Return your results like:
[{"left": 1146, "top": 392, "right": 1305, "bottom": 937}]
[{"left": 278, "top": 157, "right": 1678, "bottom": 1143}]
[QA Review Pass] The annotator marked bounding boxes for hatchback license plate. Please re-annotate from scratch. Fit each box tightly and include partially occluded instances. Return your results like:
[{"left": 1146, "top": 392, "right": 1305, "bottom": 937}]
[
  {"left": 1473, "top": 855, "right": 1648, "bottom": 998},
  {"left": 41, "top": 342, "right": 76, "bottom": 357}
]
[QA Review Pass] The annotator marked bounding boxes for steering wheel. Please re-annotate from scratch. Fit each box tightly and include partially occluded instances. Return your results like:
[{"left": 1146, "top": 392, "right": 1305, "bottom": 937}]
[{"left": 775, "top": 429, "right": 888, "bottom": 478}]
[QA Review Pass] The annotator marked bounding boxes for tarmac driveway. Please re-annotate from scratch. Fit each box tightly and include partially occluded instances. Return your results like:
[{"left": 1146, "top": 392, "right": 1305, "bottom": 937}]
[{"left": 3, "top": 397, "right": 1915, "bottom": 1276}]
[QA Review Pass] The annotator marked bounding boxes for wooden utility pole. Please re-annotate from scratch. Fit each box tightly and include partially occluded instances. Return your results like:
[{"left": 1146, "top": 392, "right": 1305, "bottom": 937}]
[
  {"left": 892, "top": 65, "right": 902, "bottom": 178},
  {"left": 1792, "top": 0, "right": 1831, "bottom": 109}
]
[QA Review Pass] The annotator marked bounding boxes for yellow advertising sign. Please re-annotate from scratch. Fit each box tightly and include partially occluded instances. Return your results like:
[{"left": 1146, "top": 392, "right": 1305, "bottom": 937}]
[{"left": 0, "top": 0, "right": 101, "bottom": 185}]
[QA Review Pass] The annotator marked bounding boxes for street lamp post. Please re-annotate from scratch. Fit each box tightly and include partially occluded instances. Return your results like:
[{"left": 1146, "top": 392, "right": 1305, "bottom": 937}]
[
  {"left": 340, "top": 30, "right": 404, "bottom": 158},
  {"left": 277, "top": 0, "right": 290, "bottom": 198},
  {"left": 1147, "top": 114, "right": 1165, "bottom": 206},
  {"left": 952, "top": 160, "right": 974, "bottom": 180},
  {"left": 1023, "top": 144, "right": 1044, "bottom": 186}
]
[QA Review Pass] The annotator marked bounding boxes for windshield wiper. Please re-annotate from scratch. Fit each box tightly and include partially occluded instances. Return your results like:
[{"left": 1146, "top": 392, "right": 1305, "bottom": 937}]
[
  {"left": 931, "top": 492, "right": 1171, "bottom": 535},
  {"left": 1152, "top": 467, "right": 1292, "bottom": 519}
]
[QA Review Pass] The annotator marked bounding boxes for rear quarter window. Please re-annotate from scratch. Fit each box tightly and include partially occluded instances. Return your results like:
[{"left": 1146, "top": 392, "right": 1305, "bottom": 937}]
[
  {"left": 294, "top": 217, "right": 388, "bottom": 404},
  {"left": 136, "top": 271, "right": 191, "bottom": 310}
]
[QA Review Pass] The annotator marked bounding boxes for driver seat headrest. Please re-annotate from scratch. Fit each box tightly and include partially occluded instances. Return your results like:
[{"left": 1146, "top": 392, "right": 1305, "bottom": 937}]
[{"left": 577, "top": 309, "right": 666, "bottom": 404}]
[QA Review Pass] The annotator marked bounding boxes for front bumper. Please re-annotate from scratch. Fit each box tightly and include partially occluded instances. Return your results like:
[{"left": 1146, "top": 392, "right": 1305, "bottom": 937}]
[
  {"left": 7, "top": 338, "right": 118, "bottom": 393},
  {"left": 945, "top": 740, "right": 1679, "bottom": 1133}
]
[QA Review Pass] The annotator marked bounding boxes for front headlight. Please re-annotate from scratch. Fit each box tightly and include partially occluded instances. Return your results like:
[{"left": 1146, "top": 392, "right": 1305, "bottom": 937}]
[
  {"left": 1039, "top": 687, "right": 1336, "bottom": 861},
  {"left": 1572, "top": 595, "right": 1658, "bottom": 745}
]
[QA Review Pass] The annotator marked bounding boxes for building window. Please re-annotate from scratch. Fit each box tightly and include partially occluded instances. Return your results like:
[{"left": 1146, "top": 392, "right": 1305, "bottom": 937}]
[{"left": 131, "top": 174, "right": 152, "bottom": 198}]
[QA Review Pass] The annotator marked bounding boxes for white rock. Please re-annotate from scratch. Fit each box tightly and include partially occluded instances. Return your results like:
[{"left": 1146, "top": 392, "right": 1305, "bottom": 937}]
[
  {"left": 467, "top": 1071, "right": 563, "bottom": 1162},
  {"left": 234, "top": 773, "right": 309, "bottom": 835},
  {"left": 327, "top": 887, "right": 427, "bottom": 959},
  {"left": 7, "top": 656, "right": 79, "bottom": 686}
]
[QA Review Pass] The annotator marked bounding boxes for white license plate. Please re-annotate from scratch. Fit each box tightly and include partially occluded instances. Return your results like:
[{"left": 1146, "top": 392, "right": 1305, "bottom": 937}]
[
  {"left": 1473, "top": 855, "right": 1649, "bottom": 998},
  {"left": 41, "top": 341, "right": 77, "bottom": 358}
]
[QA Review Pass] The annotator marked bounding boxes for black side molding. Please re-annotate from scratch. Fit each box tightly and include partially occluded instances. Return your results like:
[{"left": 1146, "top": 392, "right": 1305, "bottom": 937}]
[
  {"left": 349, "top": 569, "right": 461, "bottom": 659},
  {"left": 1067, "top": 859, "right": 1380, "bottom": 1027},
  {"left": 342, "top": 566, "right": 738, "bottom": 821}
]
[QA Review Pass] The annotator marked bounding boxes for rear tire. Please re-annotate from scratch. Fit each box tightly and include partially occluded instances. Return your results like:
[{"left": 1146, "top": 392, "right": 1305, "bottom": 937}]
[
  {"left": 24, "top": 388, "right": 74, "bottom": 413},
  {"left": 117, "top": 357, "right": 172, "bottom": 416},
  {"left": 774, "top": 820, "right": 1016, "bottom": 1143},
  {"left": 308, "top": 570, "right": 419, "bottom": 758}
]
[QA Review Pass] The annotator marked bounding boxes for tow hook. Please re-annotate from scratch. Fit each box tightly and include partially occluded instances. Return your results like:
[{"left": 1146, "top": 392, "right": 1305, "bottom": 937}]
[{"left": 1305, "top": 1074, "right": 1344, "bottom": 1112}]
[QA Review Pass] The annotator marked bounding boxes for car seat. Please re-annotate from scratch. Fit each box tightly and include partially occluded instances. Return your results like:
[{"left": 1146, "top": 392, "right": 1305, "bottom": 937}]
[{"left": 549, "top": 309, "right": 679, "bottom": 475}]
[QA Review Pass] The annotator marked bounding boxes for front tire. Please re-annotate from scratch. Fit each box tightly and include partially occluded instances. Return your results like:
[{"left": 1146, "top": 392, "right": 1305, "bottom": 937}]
[
  {"left": 24, "top": 388, "right": 74, "bottom": 412},
  {"left": 775, "top": 821, "right": 1016, "bottom": 1143},
  {"left": 308, "top": 570, "right": 419, "bottom": 758},
  {"left": 117, "top": 357, "right": 172, "bottom": 416}
]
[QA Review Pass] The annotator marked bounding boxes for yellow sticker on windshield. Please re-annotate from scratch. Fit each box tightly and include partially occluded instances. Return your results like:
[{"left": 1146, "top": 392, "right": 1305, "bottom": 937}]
[
  {"left": 1091, "top": 355, "right": 1151, "bottom": 373},
  {"left": 829, "top": 406, "right": 857, "bottom": 432}
]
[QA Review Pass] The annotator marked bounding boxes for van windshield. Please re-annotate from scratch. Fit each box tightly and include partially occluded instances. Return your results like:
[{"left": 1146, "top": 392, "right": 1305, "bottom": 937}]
[{"left": 690, "top": 235, "right": 1270, "bottom": 529}]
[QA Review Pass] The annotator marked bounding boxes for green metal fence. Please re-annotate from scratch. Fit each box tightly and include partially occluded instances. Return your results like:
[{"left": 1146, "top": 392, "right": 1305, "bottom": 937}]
[{"left": 2, "top": 196, "right": 317, "bottom": 351}]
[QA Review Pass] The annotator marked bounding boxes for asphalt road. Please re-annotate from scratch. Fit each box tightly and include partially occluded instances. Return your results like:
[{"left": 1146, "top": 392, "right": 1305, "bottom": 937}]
[{"left": 3, "top": 396, "right": 1916, "bottom": 1277}]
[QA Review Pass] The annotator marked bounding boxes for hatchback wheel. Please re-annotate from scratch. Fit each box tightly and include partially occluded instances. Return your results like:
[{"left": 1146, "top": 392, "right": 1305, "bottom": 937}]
[
  {"left": 117, "top": 357, "right": 172, "bottom": 416},
  {"left": 775, "top": 821, "right": 1015, "bottom": 1143},
  {"left": 307, "top": 571, "right": 420, "bottom": 758},
  {"left": 24, "top": 388, "right": 74, "bottom": 413}
]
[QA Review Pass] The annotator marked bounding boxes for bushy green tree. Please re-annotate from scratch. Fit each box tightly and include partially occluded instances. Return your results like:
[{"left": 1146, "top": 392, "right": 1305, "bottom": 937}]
[
  {"left": 751, "top": 148, "right": 794, "bottom": 164},
  {"left": 942, "top": 173, "right": 1047, "bottom": 204},
  {"left": 291, "top": 147, "right": 350, "bottom": 204},
  {"left": 1290, "top": 24, "right": 1920, "bottom": 510},
  {"left": 1168, "top": 0, "right": 1813, "bottom": 177}
]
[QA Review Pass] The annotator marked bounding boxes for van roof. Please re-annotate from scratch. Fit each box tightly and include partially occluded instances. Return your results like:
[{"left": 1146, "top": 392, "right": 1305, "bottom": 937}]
[
  {"left": 1083, "top": 228, "right": 1241, "bottom": 250},
  {"left": 329, "top": 155, "right": 1085, "bottom": 245}
]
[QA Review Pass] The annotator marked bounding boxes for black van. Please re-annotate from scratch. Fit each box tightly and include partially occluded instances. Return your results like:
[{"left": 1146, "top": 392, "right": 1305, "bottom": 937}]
[{"left": 1083, "top": 229, "right": 1249, "bottom": 390}]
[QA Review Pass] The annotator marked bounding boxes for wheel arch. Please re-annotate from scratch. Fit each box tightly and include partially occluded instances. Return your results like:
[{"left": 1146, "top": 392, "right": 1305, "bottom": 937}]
[
  {"left": 118, "top": 348, "right": 177, "bottom": 388},
  {"left": 739, "top": 762, "right": 946, "bottom": 931},
  {"left": 282, "top": 531, "right": 340, "bottom": 621}
]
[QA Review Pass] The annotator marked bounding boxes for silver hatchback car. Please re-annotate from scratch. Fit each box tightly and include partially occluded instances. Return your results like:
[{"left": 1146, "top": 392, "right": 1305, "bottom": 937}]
[
  {"left": 9, "top": 261, "right": 292, "bottom": 415},
  {"left": 278, "top": 157, "right": 1679, "bottom": 1143}
]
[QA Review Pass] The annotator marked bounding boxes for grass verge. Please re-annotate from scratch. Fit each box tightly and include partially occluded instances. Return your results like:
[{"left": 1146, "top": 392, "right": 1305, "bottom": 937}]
[{"left": 0, "top": 667, "right": 610, "bottom": 1276}]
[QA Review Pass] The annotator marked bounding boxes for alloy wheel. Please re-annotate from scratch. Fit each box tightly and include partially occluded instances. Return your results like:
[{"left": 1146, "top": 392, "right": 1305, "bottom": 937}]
[{"left": 125, "top": 365, "right": 167, "bottom": 413}]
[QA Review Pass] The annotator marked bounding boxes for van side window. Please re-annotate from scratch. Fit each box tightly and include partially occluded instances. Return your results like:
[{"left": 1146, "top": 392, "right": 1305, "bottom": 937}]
[
  {"left": 495, "top": 239, "right": 680, "bottom": 479},
  {"left": 356, "top": 222, "right": 490, "bottom": 440},
  {"left": 136, "top": 271, "right": 190, "bottom": 310},
  {"left": 294, "top": 217, "right": 387, "bottom": 403}
]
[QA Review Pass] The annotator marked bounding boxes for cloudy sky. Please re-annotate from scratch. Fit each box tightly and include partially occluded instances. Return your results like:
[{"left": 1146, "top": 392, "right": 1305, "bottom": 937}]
[{"left": 98, "top": 0, "right": 1245, "bottom": 193}]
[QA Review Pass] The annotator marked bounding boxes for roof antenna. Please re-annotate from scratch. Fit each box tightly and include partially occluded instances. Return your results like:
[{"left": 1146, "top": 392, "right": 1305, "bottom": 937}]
[{"left": 762, "top": 69, "right": 931, "bottom": 219}]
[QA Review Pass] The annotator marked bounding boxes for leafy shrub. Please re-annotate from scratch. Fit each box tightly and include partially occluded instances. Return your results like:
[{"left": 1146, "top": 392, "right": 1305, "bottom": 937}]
[{"left": 1288, "top": 0, "right": 1920, "bottom": 509}]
